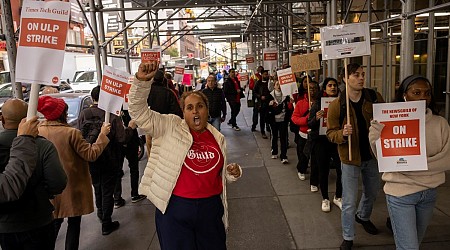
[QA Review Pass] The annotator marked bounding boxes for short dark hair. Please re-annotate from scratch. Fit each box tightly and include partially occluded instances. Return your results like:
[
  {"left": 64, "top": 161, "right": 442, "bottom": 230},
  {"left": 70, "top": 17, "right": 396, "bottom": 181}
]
[
  {"left": 261, "top": 70, "right": 269, "bottom": 74},
  {"left": 91, "top": 85, "right": 100, "bottom": 101},
  {"left": 394, "top": 75, "right": 437, "bottom": 114},
  {"left": 341, "top": 63, "right": 362, "bottom": 82}
]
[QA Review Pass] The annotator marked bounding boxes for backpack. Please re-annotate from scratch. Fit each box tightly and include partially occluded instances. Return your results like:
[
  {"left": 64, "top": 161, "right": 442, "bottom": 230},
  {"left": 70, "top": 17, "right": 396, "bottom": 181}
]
[
  {"left": 81, "top": 108, "right": 104, "bottom": 144},
  {"left": 338, "top": 88, "right": 378, "bottom": 127}
]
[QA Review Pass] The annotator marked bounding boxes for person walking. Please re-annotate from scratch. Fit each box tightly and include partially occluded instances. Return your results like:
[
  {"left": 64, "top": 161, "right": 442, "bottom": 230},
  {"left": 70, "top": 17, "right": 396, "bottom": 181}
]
[
  {"left": 223, "top": 68, "right": 244, "bottom": 131},
  {"left": 37, "top": 95, "right": 111, "bottom": 249},
  {"left": 307, "top": 78, "right": 342, "bottom": 212},
  {"left": 326, "top": 63, "right": 384, "bottom": 250},
  {"left": 369, "top": 75, "right": 450, "bottom": 250},
  {"left": 253, "top": 70, "right": 271, "bottom": 138},
  {"left": 202, "top": 73, "right": 227, "bottom": 131},
  {"left": 250, "top": 66, "right": 263, "bottom": 131},
  {"left": 128, "top": 62, "right": 242, "bottom": 249}
]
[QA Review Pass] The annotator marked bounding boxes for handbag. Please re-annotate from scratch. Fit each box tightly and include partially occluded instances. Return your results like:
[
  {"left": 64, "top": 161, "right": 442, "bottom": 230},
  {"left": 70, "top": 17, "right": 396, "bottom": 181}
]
[{"left": 246, "top": 90, "right": 254, "bottom": 107}]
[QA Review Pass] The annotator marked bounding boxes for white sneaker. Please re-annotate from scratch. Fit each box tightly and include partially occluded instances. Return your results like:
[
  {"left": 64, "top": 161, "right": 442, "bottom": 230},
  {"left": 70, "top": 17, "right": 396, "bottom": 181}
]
[
  {"left": 322, "top": 199, "right": 331, "bottom": 212},
  {"left": 333, "top": 196, "right": 342, "bottom": 210},
  {"left": 310, "top": 185, "right": 318, "bottom": 192},
  {"left": 297, "top": 173, "right": 306, "bottom": 181},
  {"left": 281, "top": 159, "right": 288, "bottom": 164},
  {"left": 271, "top": 155, "right": 278, "bottom": 159}
]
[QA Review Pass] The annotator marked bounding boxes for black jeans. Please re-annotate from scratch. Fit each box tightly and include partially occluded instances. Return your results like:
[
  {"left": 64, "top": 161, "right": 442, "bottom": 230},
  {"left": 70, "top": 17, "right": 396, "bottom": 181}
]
[
  {"left": 90, "top": 162, "right": 118, "bottom": 224},
  {"left": 251, "top": 105, "right": 259, "bottom": 129},
  {"left": 258, "top": 106, "right": 268, "bottom": 133},
  {"left": 228, "top": 102, "right": 241, "bottom": 127},
  {"left": 295, "top": 135, "right": 309, "bottom": 174},
  {"left": 314, "top": 137, "right": 342, "bottom": 200},
  {"left": 54, "top": 216, "right": 82, "bottom": 250},
  {"left": 0, "top": 222, "right": 55, "bottom": 250},
  {"left": 115, "top": 138, "right": 140, "bottom": 198},
  {"left": 270, "top": 121, "right": 288, "bottom": 159}
]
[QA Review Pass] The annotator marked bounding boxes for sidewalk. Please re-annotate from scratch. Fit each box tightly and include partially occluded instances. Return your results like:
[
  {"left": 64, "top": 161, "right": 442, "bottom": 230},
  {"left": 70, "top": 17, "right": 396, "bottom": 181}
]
[{"left": 55, "top": 102, "right": 450, "bottom": 250}]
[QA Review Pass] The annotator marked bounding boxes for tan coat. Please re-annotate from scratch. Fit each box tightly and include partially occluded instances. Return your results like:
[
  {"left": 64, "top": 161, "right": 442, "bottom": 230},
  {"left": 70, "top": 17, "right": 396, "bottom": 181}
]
[{"left": 38, "top": 120, "right": 109, "bottom": 218}]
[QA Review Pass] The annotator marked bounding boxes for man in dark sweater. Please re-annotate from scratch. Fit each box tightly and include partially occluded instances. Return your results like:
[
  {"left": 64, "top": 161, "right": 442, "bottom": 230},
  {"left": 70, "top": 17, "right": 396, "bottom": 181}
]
[
  {"left": 202, "top": 73, "right": 227, "bottom": 131},
  {"left": 0, "top": 99, "right": 67, "bottom": 249},
  {"left": 223, "top": 68, "right": 243, "bottom": 131},
  {"left": 253, "top": 70, "right": 271, "bottom": 138}
]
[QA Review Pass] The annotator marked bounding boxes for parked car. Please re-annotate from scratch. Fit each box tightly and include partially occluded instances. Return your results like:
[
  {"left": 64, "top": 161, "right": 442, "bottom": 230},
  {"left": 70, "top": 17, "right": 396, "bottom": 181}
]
[
  {"left": 0, "top": 83, "right": 31, "bottom": 110},
  {"left": 69, "top": 70, "right": 98, "bottom": 93}
]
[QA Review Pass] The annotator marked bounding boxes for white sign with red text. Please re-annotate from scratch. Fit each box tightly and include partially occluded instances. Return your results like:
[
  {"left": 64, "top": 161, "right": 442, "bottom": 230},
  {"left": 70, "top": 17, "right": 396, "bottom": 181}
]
[
  {"left": 173, "top": 64, "right": 185, "bottom": 82},
  {"left": 277, "top": 68, "right": 298, "bottom": 97},
  {"left": 263, "top": 48, "right": 278, "bottom": 73},
  {"left": 183, "top": 69, "right": 194, "bottom": 86},
  {"left": 99, "top": 65, "right": 131, "bottom": 116},
  {"left": 373, "top": 101, "right": 427, "bottom": 172},
  {"left": 319, "top": 97, "right": 337, "bottom": 135},
  {"left": 246, "top": 54, "right": 256, "bottom": 71},
  {"left": 122, "top": 76, "right": 134, "bottom": 110},
  {"left": 16, "top": 0, "right": 70, "bottom": 85},
  {"left": 240, "top": 72, "right": 249, "bottom": 88}
]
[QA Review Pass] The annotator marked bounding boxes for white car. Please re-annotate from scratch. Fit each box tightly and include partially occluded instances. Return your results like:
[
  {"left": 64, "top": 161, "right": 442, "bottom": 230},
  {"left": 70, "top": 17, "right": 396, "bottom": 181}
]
[{"left": 70, "top": 70, "right": 99, "bottom": 93}]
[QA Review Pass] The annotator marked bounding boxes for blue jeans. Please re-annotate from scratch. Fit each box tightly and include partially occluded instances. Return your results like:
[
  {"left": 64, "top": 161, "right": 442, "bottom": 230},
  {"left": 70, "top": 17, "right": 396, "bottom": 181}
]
[
  {"left": 341, "top": 159, "right": 380, "bottom": 240},
  {"left": 208, "top": 117, "right": 222, "bottom": 131},
  {"left": 386, "top": 188, "right": 437, "bottom": 250}
]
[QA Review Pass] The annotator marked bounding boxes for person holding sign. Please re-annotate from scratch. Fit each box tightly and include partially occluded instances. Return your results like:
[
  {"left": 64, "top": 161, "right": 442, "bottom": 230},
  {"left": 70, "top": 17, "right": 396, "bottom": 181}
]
[
  {"left": 128, "top": 62, "right": 242, "bottom": 250},
  {"left": 369, "top": 75, "right": 450, "bottom": 250},
  {"left": 326, "top": 63, "right": 384, "bottom": 250},
  {"left": 308, "top": 78, "right": 342, "bottom": 212},
  {"left": 37, "top": 96, "right": 111, "bottom": 249}
]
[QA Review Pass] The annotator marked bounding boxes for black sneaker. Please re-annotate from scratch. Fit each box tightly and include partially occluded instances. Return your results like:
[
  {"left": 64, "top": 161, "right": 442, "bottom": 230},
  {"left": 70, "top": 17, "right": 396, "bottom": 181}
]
[
  {"left": 386, "top": 217, "right": 393, "bottom": 234},
  {"left": 114, "top": 198, "right": 125, "bottom": 209},
  {"left": 340, "top": 240, "right": 353, "bottom": 250},
  {"left": 102, "top": 221, "right": 120, "bottom": 235},
  {"left": 355, "top": 215, "right": 379, "bottom": 235},
  {"left": 131, "top": 194, "right": 146, "bottom": 203},
  {"left": 251, "top": 127, "right": 256, "bottom": 132},
  {"left": 261, "top": 133, "right": 268, "bottom": 139}
]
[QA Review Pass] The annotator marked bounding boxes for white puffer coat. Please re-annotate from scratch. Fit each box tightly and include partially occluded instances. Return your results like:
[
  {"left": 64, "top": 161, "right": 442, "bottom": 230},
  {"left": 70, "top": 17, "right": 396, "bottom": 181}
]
[{"left": 129, "top": 77, "right": 240, "bottom": 229}]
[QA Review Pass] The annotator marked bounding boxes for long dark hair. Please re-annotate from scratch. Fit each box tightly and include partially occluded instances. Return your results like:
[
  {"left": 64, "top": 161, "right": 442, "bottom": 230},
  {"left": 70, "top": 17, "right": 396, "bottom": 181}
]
[
  {"left": 57, "top": 104, "right": 69, "bottom": 124},
  {"left": 321, "top": 77, "right": 339, "bottom": 97},
  {"left": 394, "top": 75, "right": 438, "bottom": 115},
  {"left": 298, "top": 75, "right": 312, "bottom": 96}
]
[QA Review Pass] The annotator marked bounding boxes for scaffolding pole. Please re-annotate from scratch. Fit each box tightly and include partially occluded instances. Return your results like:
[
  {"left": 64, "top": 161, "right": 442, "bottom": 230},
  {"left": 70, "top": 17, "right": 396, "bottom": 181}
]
[
  {"left": 399, "top": 0, "right": 415, "bottom": 81},
  {"left": 120, "top": 0, "right": 131, "bottom": 73},
  {"left": 89, "top": 0, "right": 103, "bottom": 84},
  {"left": 97, "top": 0, "right": 108, "bottom": 66},
  {"left": 366, "top": 0, "right": 372, "bottom": 88},
  {"left": 426, "top": 0, "right": 435, "bottom": 85}
]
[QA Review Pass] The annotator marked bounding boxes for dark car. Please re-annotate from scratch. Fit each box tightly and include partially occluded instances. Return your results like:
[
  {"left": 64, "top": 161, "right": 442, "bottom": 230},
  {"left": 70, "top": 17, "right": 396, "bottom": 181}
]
[
  {"left": 39, "top": 93, "right": 93, "bottom": 128},
  {"left": 0, "top": 83, "right": 32, "bottom": 110}
]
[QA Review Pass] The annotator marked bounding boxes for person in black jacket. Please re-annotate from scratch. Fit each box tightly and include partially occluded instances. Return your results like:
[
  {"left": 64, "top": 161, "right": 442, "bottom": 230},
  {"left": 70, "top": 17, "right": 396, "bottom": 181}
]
[
  {"left": 307, "top": 77, "right": 342, "bottom": 213},
  {"left": 0, "top": 99, "right": 67, "bottom": 250},
  {"left": 253, "top": 70, "right": 271, "bottom": 138},
  {"left": 223, "top": 68, "right": 243, "bottom": 131},
  {"left": 202, "top": 73, "right": 226, "bottom": 131}
]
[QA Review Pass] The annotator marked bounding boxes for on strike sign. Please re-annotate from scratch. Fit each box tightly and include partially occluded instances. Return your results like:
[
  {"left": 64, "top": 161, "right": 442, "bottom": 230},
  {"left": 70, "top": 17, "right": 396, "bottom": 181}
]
[
  {"left": 141, "top": 47, "right": 161, "bottom": 67},
  {"left": 173, "top": 64, "right": 184, "bottom": 82},
  {"left": 319, "top": 97, "right": 336, "bottom": 135},
  {"left": 16, "top": 0, "right": 70, "bottom": 85},
  {"left": 99, "top": 65, "right": 131, "bottom": 116},
  {"left": 276, "top": 68, "right": 298, "bottom": 97},
  {"left": 245, "top": 54, "right": 255, "bottom": 71},
  {"left": 263, "top": 48, "right": 278, "bottom": 73},
  {"left": 373, "top": 101, "right": 427, "bottom": 172}
]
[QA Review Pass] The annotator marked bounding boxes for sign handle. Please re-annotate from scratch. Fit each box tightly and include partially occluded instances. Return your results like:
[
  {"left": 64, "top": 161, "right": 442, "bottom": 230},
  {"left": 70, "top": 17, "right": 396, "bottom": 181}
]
[
  {"left": 26, "top": 84, "right": 40, "bottom": 120},
  {"left": 306, "top": 75, "right": 311, "bottom": 109},
  {"left": 344, "top": 58, "right": 352, "bottom": 161},
  {"left": 105, "top": 112, "right": 110, "bottom": 124}
]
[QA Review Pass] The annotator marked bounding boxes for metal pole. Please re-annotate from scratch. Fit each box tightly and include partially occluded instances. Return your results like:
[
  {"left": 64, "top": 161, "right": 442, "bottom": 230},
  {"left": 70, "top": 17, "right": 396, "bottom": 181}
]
[
  {"left": 89, "top": 0, "right": 103, "bottom": 85},
  {"left": 96, "top": 0, "right": 108, "bottom": 66},
  {"left": 287, "top": 3, "right": 293, "bottom": 63},
  {"left": 382, "top": 0, "right": 388, "bottom": 101},
  {"left": 0, "top": 0, "right": 22, "bottom": 99},
  {"left": 146, "top": 7, "right": 153, "bottom": 47},
  {"left": 330, "top": 0, "right": 338, "bottom": 79},
  {"left": 426, "top": 0, "right": 435, "bottom": 85},
  {"left": 366, "top": 0, "right": 372, "bottom": 88},
  {"left": 119, "top": 0, "right": 131, "bottom": 73},
  {"left": 306, "top": 2, "right": 311, "bottom": 54},
  {"left": 264, "top": 4, "right": 268, "bottom": 48},
  {"left": 445, "top": 16, "right": 450, "bottom": 121},
  {"left": 399, "top": 0, "right": 415, "bottom": 81}
]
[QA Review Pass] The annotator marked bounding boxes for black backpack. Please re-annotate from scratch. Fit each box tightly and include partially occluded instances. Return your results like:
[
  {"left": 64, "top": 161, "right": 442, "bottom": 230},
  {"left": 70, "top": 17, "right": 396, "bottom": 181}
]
[
  {"left": 81, "top": 108, "right": 104, "bottom": 144},
  {"left": 338, "top": 88, "right": 378, "bottom": 127}
]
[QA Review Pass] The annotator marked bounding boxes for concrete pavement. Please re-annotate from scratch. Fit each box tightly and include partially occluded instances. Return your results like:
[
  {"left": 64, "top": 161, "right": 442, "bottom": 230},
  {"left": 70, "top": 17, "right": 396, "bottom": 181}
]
[{"left": 54, "top": 102, "right": 450, "bottom": 250}]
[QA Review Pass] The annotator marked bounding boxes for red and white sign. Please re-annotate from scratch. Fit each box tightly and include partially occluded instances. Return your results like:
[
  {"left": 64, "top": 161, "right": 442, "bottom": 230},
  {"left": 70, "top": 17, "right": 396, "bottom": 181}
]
[
  {"left": 373, "top": 101, "right": 427, "bottom": 172},
  {"left": 239, "top": 72, "right": 249, "bottom": 88},
  {"left": 245, "top": 54, "right": 256, "bottom": 71},
  {"left": 173, "top": 64, "right": 185, "bottom": 82},
  {"left": 182, "top": 69, "right": 194, "bottom": 86},
  {"left": 16, "top": 0, "right": 70, "bottom": 85},
  {"left": 319, "top": 97, "right": 337, "bottom": 135},
  {"left": 263, "top": 48, "right": 278, "bottom": 73},
  {"left": 98, "top": 65, "right": 131, "bottom": 116},
  {"left": 141, "top": 47, "right": 161, "bottom": 68},
  {"left": 276, "top": 68, "right": 298, "bottom": 97},
  {"left": 122, "top": 76, "right": 134, "bottom": 110}
]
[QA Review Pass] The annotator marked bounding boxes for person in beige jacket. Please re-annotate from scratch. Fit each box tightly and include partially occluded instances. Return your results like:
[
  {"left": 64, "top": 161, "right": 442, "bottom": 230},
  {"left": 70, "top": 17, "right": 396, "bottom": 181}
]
[
  {"left": 129, "top": 62, "right": 242, "bottom": 250},
  {"left": 37, "top": 96, "right": 111, "bottom": 250},
  {"left": 369, "top": 75, "right": 450, "bottom": 250}
]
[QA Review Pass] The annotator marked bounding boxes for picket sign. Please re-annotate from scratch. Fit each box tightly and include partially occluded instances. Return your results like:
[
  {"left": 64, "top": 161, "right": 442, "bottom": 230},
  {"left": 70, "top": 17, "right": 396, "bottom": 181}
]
[{"left": 276, "top": 68, "right": 298, "bottom": 98}]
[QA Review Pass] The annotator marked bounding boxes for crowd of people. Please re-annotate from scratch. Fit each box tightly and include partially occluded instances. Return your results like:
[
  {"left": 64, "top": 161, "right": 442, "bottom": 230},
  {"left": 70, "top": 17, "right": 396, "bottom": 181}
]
[{"left": 0, "top": 59, "right": 449, "bottom": 250}]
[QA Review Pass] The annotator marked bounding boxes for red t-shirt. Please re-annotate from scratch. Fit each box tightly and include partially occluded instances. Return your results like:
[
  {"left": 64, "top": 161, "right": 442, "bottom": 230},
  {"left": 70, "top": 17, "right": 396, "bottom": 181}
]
[{"left": 172, "top": 129, "right": 224, "bottom": 198}]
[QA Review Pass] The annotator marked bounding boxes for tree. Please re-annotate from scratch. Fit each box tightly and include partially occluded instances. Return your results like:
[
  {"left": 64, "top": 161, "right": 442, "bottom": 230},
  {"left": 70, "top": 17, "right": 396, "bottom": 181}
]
[{"left": 165, "top": 46, "right": 179, "bottom": 58}]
